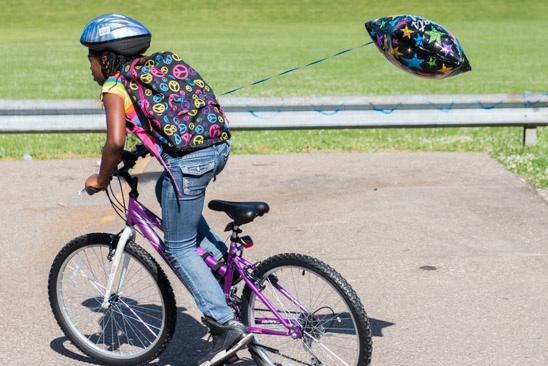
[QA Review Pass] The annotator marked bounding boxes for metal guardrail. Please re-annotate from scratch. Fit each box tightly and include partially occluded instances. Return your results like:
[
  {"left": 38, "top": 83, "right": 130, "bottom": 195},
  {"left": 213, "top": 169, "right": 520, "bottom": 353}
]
[{"left": 1, "top": 94, "right": 547, "bottom": 145}]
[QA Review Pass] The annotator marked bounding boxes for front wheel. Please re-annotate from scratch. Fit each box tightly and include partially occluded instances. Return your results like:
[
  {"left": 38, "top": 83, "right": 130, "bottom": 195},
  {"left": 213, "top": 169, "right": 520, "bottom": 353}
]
[
  {"left": 241, "top": 253, "right": 372, "bottom": 366},
  {"left": 48, "top": 233, "right": 177, "bottom": 365}
]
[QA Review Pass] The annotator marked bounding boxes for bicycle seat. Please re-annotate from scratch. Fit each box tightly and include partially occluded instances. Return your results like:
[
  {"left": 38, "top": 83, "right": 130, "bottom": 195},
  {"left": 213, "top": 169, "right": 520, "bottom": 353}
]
[{"left": 208, "top": 200, "right": 270, "bottom": 226}]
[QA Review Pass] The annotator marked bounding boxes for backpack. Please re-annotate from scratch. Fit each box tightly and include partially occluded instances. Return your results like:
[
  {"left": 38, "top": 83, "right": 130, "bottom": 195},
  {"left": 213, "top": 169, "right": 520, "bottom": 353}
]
[{"left": 120, "top": 51, "right": 230, "bottom": 153}]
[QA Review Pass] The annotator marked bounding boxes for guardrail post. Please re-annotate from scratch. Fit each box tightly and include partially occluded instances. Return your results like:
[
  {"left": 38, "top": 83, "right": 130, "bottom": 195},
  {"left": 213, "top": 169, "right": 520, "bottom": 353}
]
[{"left": 523, "top": 126, "right": 537, "bottom": 146}]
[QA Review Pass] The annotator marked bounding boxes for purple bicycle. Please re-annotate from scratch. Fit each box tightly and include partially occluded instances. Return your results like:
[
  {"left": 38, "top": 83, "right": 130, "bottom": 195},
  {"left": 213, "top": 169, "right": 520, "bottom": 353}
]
[{"left": 48, "top": 146, "right": 372, "bottom": 365}]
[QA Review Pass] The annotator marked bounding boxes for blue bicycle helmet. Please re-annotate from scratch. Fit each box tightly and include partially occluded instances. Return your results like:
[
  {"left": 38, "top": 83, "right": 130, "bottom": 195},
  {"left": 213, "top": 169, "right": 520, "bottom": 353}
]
[{"left": 80, "top": 14, "right": 151, "bottom": 56}]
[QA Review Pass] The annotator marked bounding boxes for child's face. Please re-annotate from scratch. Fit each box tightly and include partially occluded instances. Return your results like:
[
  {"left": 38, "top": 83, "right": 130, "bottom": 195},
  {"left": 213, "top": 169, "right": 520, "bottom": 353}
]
[{"left": 88, "top": 56, "right": 106, "bottom": 86}]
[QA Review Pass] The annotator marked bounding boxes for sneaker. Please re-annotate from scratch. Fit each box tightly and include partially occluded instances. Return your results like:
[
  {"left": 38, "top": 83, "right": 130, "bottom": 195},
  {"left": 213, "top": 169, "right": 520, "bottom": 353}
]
[{"left": 198, "top": 317, "right": 254, "bottom": 366}]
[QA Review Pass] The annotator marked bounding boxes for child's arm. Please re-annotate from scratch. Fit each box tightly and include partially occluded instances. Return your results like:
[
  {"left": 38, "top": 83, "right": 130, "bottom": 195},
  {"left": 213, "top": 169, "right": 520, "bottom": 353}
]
[{"left": 85, "top": 93, "right": 127, "bottom": 191}]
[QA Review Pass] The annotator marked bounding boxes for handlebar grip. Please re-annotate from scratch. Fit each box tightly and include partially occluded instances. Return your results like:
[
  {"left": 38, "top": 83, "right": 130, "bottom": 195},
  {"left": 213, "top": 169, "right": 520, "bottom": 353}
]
[{"left": 86, "top": 186, "right": 99, "bottom": 195}]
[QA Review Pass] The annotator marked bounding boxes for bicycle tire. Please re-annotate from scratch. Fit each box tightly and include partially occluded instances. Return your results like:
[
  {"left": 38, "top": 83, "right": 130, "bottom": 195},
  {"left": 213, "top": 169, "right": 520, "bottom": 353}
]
[
  {"left": 241, "top": 253, "right": 372, "bottom": 366},
  {"left": 48, "top": 233, "right": 177, "bottom": 365}
]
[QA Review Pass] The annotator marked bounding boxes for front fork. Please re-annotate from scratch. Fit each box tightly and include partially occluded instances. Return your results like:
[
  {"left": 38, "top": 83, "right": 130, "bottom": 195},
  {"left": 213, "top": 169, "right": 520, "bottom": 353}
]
[{"left": 101, "top": 226, "right": 135, "bottom": 309}]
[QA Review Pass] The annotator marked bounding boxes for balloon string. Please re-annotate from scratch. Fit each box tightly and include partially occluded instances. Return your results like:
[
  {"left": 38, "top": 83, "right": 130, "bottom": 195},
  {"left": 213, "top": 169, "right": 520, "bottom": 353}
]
[{"left": 221, "top": 41, "right": 373, "bottom": 95}]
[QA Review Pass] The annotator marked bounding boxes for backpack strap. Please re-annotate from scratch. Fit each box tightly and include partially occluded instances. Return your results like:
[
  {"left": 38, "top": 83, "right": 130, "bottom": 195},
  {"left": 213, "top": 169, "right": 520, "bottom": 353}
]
[{"left": 131, "top": 125, "right": 183, "bottom": 197}]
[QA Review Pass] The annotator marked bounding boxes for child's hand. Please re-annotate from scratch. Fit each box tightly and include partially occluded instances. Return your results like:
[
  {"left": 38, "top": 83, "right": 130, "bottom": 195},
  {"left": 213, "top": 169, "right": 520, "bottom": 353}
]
[{"left": 84, "top": 174, "right": 108, "bottom": 195}]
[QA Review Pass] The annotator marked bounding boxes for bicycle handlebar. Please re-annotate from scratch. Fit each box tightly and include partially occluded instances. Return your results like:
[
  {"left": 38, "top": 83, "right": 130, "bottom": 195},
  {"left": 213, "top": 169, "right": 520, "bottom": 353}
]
[
  {"left": 120, "top": 144, "right": 149, "bottom": 166},
  {"left": 81, "top": 144, "right": 150, "bottom": 196}
]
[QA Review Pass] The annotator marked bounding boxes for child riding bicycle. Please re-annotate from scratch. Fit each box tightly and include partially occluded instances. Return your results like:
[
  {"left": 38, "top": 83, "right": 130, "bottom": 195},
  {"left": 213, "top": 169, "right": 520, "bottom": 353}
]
[{"left": 80, "top": 13, "right": 252, "bottom": 366}]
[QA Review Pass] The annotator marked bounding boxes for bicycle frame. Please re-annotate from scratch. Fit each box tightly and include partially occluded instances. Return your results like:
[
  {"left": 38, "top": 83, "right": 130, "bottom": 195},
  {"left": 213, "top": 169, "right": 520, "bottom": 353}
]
[{"left": 103, "top": 195, "right": 309, "bottom": 339}]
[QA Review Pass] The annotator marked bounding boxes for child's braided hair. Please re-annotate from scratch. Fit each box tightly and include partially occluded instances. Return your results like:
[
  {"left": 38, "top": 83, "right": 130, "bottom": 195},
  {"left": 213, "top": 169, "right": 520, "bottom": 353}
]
[{"left": 89, "top": 49, "right": 136, "bottom": 79}]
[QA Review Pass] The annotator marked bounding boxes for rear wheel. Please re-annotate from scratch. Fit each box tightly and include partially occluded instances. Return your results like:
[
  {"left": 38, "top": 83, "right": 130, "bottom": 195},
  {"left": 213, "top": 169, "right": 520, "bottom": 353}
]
[
  {"left": 48, "top": 233, "right": 177, "bottom": 365},
  {"left": 241, "top": 253, "right": 372, "bottom": 366}
]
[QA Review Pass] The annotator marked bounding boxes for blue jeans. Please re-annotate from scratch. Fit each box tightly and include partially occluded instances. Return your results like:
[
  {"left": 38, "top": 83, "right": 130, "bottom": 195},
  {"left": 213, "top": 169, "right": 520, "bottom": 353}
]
[{"left": 155, "top": 141, "right": 233, "bottom": 324}]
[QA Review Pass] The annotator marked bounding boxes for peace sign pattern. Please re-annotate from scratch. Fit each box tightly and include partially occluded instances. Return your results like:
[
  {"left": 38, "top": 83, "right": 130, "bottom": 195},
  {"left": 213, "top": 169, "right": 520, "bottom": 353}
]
[{"left": 121, "top": 51, "right": 230, "bottom": 152}]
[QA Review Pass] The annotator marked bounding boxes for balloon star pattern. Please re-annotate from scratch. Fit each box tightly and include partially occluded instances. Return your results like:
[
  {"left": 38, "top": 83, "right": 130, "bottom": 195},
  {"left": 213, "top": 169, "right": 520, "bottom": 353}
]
[{"left": 365, "top": 15, "right": 471, "bottom": 79}]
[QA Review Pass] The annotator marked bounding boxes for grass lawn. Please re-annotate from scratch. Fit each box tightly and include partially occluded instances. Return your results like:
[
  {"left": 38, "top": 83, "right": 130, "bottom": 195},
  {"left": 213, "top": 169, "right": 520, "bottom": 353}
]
[{"left": 0, "top": 0, "right": 547, "bottom": 187}]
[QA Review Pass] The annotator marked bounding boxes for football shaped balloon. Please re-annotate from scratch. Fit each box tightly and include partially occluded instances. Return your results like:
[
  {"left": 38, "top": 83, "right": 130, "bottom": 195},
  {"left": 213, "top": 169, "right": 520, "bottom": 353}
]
[{"left": 365, "top": 15, "right": 471, "bottom": 79}]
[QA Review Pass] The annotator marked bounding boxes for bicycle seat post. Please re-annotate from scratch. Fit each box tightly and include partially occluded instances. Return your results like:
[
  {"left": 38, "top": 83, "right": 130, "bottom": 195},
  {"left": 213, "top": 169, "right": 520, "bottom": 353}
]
[{"left": 226, "top": 222, "right": 242, "bottom": 243}]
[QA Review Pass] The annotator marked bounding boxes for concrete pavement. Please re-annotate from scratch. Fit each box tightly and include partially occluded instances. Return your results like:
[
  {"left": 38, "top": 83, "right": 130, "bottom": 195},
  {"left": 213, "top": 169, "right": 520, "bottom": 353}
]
[{"left": 1, "top": 152, "right": 547, "bottom": 365}]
